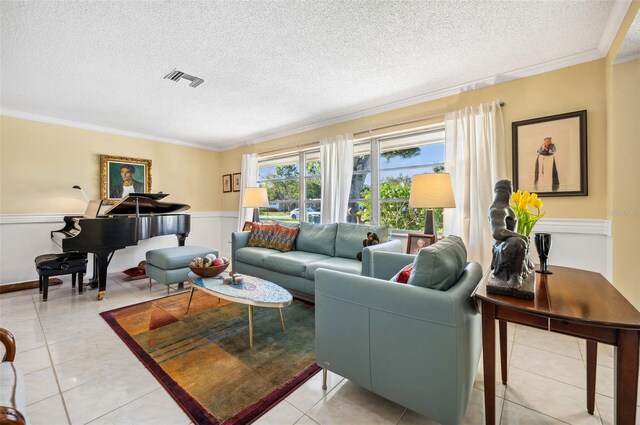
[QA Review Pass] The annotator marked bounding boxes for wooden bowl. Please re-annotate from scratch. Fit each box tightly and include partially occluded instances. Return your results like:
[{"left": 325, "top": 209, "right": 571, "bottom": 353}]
[{"left": 189, "top": 261, "right": 229, "bottom": 278}]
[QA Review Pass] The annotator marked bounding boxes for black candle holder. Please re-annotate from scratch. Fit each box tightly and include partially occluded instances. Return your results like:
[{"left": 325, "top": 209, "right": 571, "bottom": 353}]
[{"left": 534, "top": 233, "right": 553, "bottom": 274}]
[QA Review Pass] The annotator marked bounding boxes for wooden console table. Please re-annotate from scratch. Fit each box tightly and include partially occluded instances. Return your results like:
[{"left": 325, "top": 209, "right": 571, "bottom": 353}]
[{"left": 473, "top": 266, "right": 640, "bottom": 425}]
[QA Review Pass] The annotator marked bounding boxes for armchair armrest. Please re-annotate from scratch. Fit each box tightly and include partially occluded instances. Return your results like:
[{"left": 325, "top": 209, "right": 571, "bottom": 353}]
[
  {"left": 231, "top": 231, "right": 250, "bottom": 271},
  {"left": 316, "top": 262, "right": 482, "bottom": 326},
  {"left": 361, "top": 239, "right": 403, "bottom": 277},
  {"left": 0, "top": 328, "right": 16, "bottom": 362},
  {"left": 0, "top": 328, "right": 26, "bottom": 425}
]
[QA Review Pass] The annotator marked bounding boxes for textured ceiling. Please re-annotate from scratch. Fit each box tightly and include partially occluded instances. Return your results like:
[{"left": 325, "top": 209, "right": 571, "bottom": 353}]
[
  {"left": 616, "top": 10, "right": 640, "bottom": 63},
  {"left": 0, "top": 1, "right": 624, "bottom": 150}
]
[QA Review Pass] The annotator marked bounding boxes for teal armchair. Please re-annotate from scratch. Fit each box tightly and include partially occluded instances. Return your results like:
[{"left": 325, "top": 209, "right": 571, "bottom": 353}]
[{"left": 315, "top": 250, "right": 483, "bottom": 425}]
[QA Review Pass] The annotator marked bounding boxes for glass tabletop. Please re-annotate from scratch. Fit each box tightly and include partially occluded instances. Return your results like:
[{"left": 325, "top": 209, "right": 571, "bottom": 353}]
[{"left": 187, "top": 271, "right": 293, "bottom": 306}]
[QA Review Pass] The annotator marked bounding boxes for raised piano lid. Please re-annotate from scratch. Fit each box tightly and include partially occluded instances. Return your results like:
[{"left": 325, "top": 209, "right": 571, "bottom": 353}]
[{"left": 104, "top": 193, "right": 190, "bottom": 215}]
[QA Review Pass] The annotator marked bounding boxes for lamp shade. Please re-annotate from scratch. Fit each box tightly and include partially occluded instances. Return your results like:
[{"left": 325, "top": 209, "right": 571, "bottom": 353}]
[
  {"left": 242, "top": 187, "right": 269, "bottom": 208},
  {"left": 409, "top": 173, "right": 456, "bottom": 208}
]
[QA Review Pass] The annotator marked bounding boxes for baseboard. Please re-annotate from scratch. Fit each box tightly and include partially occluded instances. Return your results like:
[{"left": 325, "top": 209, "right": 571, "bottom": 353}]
[{"left": 0, "top": 278, "right": 62, "bottom": 294}]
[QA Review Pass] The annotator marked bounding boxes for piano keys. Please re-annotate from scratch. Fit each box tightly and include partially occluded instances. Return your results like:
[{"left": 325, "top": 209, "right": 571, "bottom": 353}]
[{"left": 51, "top": 193, "right": 191, "bottom": 300}]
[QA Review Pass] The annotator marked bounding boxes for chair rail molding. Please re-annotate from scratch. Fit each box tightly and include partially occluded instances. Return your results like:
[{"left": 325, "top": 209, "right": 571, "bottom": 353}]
[
  {"left": 1, "top": 215, "right": 612, "bottom": 286},
  {"left": 0, "top": 211, "right": 231, "bottom": 285}
]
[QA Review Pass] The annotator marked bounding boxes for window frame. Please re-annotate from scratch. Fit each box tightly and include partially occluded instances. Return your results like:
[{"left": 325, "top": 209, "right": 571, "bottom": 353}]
[
  {"left": 256, "top": 124, "right": 445, "bottom": 230},
  {"left": 350, "top": 127, "right": 445, "bottom": 230}
]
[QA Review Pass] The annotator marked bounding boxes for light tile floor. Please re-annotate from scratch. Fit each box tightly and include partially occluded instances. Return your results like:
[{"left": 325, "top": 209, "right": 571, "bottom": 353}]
[{"left": 1, "top": 274, "right": 638, "bottom": 425}]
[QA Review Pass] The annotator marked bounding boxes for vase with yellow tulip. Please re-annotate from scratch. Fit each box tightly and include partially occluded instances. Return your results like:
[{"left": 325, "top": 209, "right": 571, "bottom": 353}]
[
  {"left": 510, "top": 190, "right": 544, "bottom": 237},
  {"left": 511, "top": 190, "right": 551, "bottom": 273}
]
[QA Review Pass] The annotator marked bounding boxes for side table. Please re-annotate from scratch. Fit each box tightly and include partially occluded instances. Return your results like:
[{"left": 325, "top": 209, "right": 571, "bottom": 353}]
[{"left": 473, "top": 266, "right": 640, "bottom": 425}]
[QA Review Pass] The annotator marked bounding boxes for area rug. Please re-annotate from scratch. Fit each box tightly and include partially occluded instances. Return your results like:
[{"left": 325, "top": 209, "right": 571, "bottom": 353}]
[{"left": 100, "top": 291, "right": 319, "bottom": 424}]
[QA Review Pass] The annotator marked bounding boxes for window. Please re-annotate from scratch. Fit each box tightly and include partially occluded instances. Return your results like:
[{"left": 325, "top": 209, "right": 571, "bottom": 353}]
[
  {"left": 350, "top": 128, "right": 445, "bottom": 231},
  {"left": 347, "top": 141, "right": 372, "bottom": 224},
  {"left": 257, "top": 125, "right": 445, "bottom": 230},
  {"left": 304, "top": 152, "right": 321, "bottom": 223},
  {"left": 258, "top": 154, "right": 299, "bottom": 223},
  {"left": 257, "top": 151, "right": 321, "bottom": 223}
]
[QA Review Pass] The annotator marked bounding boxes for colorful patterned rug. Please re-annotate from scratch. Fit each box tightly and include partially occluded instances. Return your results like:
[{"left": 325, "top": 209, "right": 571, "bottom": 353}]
[{"left": 100, "top": 291, "right": 319, "bottom": 424}]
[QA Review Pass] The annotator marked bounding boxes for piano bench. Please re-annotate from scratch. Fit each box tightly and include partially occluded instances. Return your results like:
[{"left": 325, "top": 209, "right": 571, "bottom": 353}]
[
  {"left": 146, "top": 246, "right": 218, "bottom": 293},
  {"left": 35, "top": 253, "right": 88, "bottom": 301}
]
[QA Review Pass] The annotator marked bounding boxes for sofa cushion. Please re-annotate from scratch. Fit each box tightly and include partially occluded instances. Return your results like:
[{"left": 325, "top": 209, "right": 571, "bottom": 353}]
[
  {"left": 296, "top": 222, "right": 338, "bottom": 256},
  {"left": 305, "top": 257, "right": 363, "bottom": 280},
  {"left": 263, "top": 251, "right": 331, "bottom": 278},
  {"left": 268, "top": 223, "right": 300, "bottom": 252},
  {"left": 234, "top": 247, "right": 281, "bottom": 268},
  {"left": 334, "top": 223, "right": 391, "bottom": 259},
  {"left": 407, "top": 235, "right": 467, "bottom": 291},
  {"left": 247, "top": 223, "right": 276, "bottom": 248}
]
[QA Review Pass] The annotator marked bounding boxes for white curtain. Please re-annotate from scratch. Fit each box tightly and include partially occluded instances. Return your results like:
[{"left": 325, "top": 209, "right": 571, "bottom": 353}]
[
  {"left": 443, "top": 101, "right": 507, "bottom": 269},
  {"left": 320, "top": 134, "right": 354, "bottom": 223},
  {"left": 237, "top": 153, "right": 259, "bottom": 231}
]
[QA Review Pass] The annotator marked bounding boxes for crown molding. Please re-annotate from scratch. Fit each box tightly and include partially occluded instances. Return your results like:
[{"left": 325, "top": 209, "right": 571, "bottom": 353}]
[
  {"left": 598, "top": 0, "right": 633, "bottom": 56},
  {"left": 614, "top": 51, "right": 640, "bottom": 64},
  {"left": 222, "top": 49, "right": 604, "bottom": 151},
  {"left": 0, "top": 109, "right": 222, "bottom": 152},
  {"left": 2, "top": 46, "right": 605, "bottom": 154}
]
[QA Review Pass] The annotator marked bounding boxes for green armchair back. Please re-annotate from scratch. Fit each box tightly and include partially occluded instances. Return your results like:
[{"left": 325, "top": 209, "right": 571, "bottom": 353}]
[{"left": 315, "top": 250, "right": 482, "bottom": 425}]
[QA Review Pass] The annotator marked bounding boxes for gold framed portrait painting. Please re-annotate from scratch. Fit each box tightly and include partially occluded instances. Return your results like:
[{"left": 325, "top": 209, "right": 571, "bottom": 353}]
[
  {"left": 100, "top": 155, "right": 152, "bottom": 203},
  {"left": 512, "top": 110, "right": 587, "bottom": 197}
]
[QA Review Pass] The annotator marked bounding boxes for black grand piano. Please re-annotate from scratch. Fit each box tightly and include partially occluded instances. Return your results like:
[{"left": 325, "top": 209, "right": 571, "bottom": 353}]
[{"left": 52, "top": 193, "right": 190, "bottom": 300}]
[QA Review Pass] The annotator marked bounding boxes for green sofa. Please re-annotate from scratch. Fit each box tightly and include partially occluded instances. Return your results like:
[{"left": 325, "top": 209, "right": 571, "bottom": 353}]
[
  {"left": 231, "top": 222, "right": 403, "bottom": 300},
  {"left": 315, "top": 237, "right": 482, "bottom": 425}
]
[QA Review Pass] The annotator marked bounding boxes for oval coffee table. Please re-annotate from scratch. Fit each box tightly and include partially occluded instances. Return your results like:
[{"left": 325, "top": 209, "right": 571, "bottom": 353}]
[{"left": 186, "top": 271, "right": 293, "bottom": 348}]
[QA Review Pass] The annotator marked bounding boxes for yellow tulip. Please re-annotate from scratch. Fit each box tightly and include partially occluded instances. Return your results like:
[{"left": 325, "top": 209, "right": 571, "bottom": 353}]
[
  {"left": 528, "top": 193, "right": 538, "bottom": 205},
  {"left": 518, "top": 199, "right": 528, "bottom": 211},
  {"left": 511, "top": 190, "right": 521, "bottom": 203},
  {"left": 531, "top": 197, "right": 543, "bottom": 209},
  {"left": 521, "top": 191, "right": 530, "bottom": 203}
]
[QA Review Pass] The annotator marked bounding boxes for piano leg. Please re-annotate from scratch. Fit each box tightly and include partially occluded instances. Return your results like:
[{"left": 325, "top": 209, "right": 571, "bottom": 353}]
[
  {"left": 87, "top": 255, "right": 100, "bottom": 289},
  {"left": 177, "top": 234, "right": 187, "bottom": 290},
  {"left": 94, "top": 251, "right": 111, "bottom": 301}
]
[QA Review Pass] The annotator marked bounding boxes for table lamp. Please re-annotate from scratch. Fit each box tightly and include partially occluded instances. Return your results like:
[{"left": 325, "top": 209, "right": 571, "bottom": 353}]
[
  {"left": 242, "top": 187, "right": 269, "bottom": 222},
  {"left": 408, "top": 173, "right": 456, "bottom": 236},
  {"left": 72, "top": 185, "right": 89, "bottom": 202}
]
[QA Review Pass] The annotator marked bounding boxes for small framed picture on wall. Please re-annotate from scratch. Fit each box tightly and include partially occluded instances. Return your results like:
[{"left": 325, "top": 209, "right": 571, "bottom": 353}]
[
  {"left": 222, "top": 174, "right": 232, "bottom": 193},
  {"left": 232, "top": 173, "right": 241, "bottom": 192}
]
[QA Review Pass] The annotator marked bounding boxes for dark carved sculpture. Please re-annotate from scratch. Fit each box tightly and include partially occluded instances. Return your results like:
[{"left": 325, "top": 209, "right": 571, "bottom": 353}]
[{"left": 487, "top": 179, "right": 535, "bottom": 299}]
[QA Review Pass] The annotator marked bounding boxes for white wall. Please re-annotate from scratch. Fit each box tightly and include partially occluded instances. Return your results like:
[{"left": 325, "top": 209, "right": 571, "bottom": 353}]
[
  {"left": 0, "top": 212, "right": 236, "bottom": 285},
  {"left": 394, "top": 218, "right": 611, "bottom": 281},
  {"left": 0, "top": 215, "right": 612, "bottom": 288}
]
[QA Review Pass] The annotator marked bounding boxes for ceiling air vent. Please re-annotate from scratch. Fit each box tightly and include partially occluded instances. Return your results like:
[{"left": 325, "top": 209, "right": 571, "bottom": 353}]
[{"left": 164, "top": 69, "right": 204, "bottom": 88}]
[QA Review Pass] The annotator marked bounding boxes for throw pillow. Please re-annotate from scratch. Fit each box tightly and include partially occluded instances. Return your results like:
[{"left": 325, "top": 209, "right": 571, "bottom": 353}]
[
  {"left": 247, "top": 223, "right": 276, "bottom": 248},
  {"left": 268, "top": 223, "right": 300, "bottom": 252},
  {"left": 406, "top": 235, "right": 467, "bottom": 291},
  {"left": 390, "top": 263, "right": 413, "bottom": 284}
]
